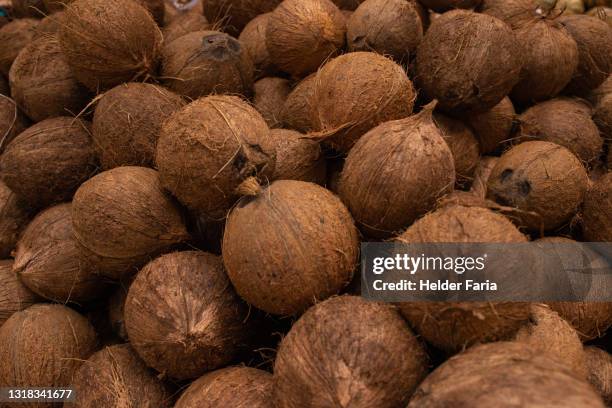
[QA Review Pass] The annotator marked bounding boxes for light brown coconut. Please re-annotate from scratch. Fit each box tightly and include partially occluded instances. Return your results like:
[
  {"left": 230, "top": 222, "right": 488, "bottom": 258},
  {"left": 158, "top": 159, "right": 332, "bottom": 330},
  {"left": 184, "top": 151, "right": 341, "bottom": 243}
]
[
  {"left": 72, "top": 166, "right": 190, "bottom": 279},
  {"left": 470, "top": 156, "right": 499, "bottom": 199},
  {"left": 466, "top": 96, "right": 516, "bottom": 154},
  {"left": 253, "top": 77, "right": 291, "bottom": 128},
  {"left": 156, "top": 95, "right": 275, "bottom": 219},
  {"left": 203, "top": 0, "right": 281, "bottom": 36},
  {"left": 0, "top": 117, "right": 97, "bottom": 209},
  {"left": 162, "top": 8, "right": 210, "bottom": 45},
  {"left": 311, "top": 52, "right": 415, "bottom": 152},
  {"left": 175, "top": 367, "right": 273, "bottom": 408},
  {"left": 271, "top": 129, "right": 327, "bottom": 184},
  {"left": 0, "top": 260, "right": 38, "bottom": 327},
  {"left": 223, "top": 180, "right": 359, "bottom": 315},
  {"left": 585, "top": 346, "right": 612, "bottom": 405},
  {"left": 587, "top": 6, "right": 612, "bottom": 27},
  {"left": 238, "top": 13, "right": 276, "bottom": 78},
  {"left": 582, "top": 172, "right": 612, "bottom": 242},
  {"left": 45, "top": 0, "right": 165, "bottom": 25},
  {"left": 0, "top": 181, "right": 30, "bottom": 259},
  {"left": 125, "top": 251, "right": 252, "bottom": 380},
  {"left": 36, "top": 11, "right": 64, "bottom": 36},
  {"left": 265, "top": 0, "right": 346, "bottom": 78},
  {"left": 0, "top": 18, "right": 39, "bottom": 77},
  {"left": 72, "top": 344, "right": 172, "bottom": 408},
  {"left": 59, "top": 0, "right": 163, "bottom": 91},
  {"left": 0, "top": 95, "right": 29, "bottom": 152},
  {"left": 274, "top": 296, "right": 428, "bottom": 408},
  {"left": 434, "top": 113, "right": 480, "bottom": 187},
  {"left": 12, "top": 0, "right": 46, "bottom": 17},
  {"left": 548, "top": 302, "right": 612, "bottom": 341},
  {"left": 92, "top": 82, "right": 185, "bottom": 169},
  {"left": 280, "top": 74, "right": 317, "bottom": 132},
  {"left": 419, "top": 0, "right": 482, "bottom": 11}
]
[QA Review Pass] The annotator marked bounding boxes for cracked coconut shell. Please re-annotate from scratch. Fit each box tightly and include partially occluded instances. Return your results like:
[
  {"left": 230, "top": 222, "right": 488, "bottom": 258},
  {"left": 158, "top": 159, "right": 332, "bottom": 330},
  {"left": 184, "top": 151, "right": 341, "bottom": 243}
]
[
  {"left": 274, "top": 296, "right": 428, "bottom": 408},
  {"left": 0, "top": 181, "right": 30, "bottom": 259},
  {"left": 238, "top": 13, "right": 276, "bottom": 78},
  {"left": 280, "top": 74, "right": 317, "bottom": 132},
  {"left": 222, "top": 180, "right": 359, "bottom": 315},
  {"left": 162, "top": 9, "right": 211, "bottom": 45},
  {"left": 0, "top": 260, "right": 38, "bottom": 327},
  {"left": 466, "top": 96, "right": 515, "bottom": 154},
  {"left": 585, "top": 346, "right": 612, "bottom": 405},
  {"left": 420, "top": 0, "right": 482, "bottom": 11},
  {"left": 0, "top": 95, "right": 28, "bottom": 153},
  {"left": 0, "top": 18, "right": 39, "bottom": 77},
  {"left": 434, "top": 113, "right": 480, "bottom": 187},
  {"left": 203, "top": 0, "right": 281, "bottom": 35},
  {"left": 125, "top": 251, "right": 252, "bottom": 380},
  {"left": 270, "top": 129, "right": 326, "bottom": 184},
  {"left": 253, "top": 77, "right": 291, "bottom": 128},
  {"left": 582, "top": 172, "right": 612, "bottom": 242}
]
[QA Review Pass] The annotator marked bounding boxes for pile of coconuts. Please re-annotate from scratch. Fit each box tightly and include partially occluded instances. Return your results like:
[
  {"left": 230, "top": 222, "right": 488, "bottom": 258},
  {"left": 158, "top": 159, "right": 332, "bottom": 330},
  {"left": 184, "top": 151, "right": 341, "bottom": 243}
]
[{"left": 0, "top": 0, "right": 611, "bottom": 405}]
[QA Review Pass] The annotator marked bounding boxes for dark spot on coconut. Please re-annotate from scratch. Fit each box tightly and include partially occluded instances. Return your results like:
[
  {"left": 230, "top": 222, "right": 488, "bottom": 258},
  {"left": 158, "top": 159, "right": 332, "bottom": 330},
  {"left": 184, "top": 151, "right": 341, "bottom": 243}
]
[
  {"left": 201, "top": 33, "right": 242, "bottom": 61},
  {"left": 519, "top": 180, "right": 531, "bottom": 196},
  {"left": 500, "top": 169, "right": 514, "bottom": 182},
  {"left": 233, "top": 150, "right": 248, "bottom": 172}
]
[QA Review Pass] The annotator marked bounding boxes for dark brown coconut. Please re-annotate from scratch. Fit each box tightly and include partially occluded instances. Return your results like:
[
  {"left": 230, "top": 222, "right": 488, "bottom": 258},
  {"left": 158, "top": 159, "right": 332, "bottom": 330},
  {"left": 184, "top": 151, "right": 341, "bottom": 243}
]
[
  {"left": 274, "top": 296, "right": 428, "bottom": 408},
  {"left": 162, "top": 9, "right": 210, "bottom": 45},
  {"left": 416, "top": 10, "right": 522, "bottom": 113},
  {"left": 434, "top": 113, "right": 480, "bottom": 187},
  {"left": 594, "top": 93, "right": 612, "bottom": 140},
  {"left": 280, "top": 74, "right": 317, "bottom": 132},
  {"left": 223, "top": 180, "right": 359, "bottom": 315},
  {"left": 45, "top": 0, "right": 165, "bottom": 25},
  {"left": 59, "top": 0, "right": 163, "bottom": 91},
  {"left": 0, "top": 117, "right": 97, "bottom": 209},
  {"left": 0, "top": 260, "right": 38, "bottom": 327},
  {"left": 265, "top": 0, "right": 346, "bottom": 78},
  {"left": 238, "top": 13, "right": 275, "bottom": 78},
  {"left": 107, "top": 284, "right": 129, "bottom": 341},
  {"left": 203, "top": 0, "right": 281, "bottom": 36},
  {"left": 0, "top": 95, "right": 28, "bottom": 152},
  {"left": 470, "top": 156, "right": 499, "bottom": 199},
  {"left": 0, "top": 18, "right": 39, "bottom": 77},
  {"left": 253, "top": 77, "right": 291, "bottom": 128},
  {"left": 466, "top": 96, "right": 515, "bottom": 154},
  {"left": 548, "top": 301, "right": 612, "bottom": 340},
  {"left": 156, "top": 95, "right": 275, "bottom": 219},
  {"left": 125, "top": 251, "right": 252, "bottom": 380},
  {"left": 92, "top": 82, "right": 185, "bottom": 169},
  {"left": 582, "top": 172, "right": 612, "bottom": 242},
  {"left": 175, "top": 367, "right": 273, "bottom": 408},
  {"left": 585, "top": 346, "right": 612, "bottom": 405},
  {"left": 12, "top": 0, "right": 46, "bottom": 17},
  {"left": 0, "top": 181, "right": 30, "bottom": 259},
  {"left": 271, "top": 129, "right": 327, "bottom": 184},
  {"left": 161, "top": 30, "right": 254, "bottom": 99},
  {"left": 419, "top": 0, "right": 482, "bottom": 11},
  {"left": 312, "top": 52, "right": 415, "bottom": 152},
  {"left": 480, "top": 0, "right": 549, "bottom": 29},
  {"left": 0, "top": 75, "right": 7, "bottom": 95}
]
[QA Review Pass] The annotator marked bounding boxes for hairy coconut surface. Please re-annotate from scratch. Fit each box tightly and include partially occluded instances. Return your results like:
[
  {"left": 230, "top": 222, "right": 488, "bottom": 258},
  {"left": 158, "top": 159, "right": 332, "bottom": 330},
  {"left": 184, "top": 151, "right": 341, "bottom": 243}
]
[
  {"left": 203, "top": 0, "right": 281, "bottom": 35},
  {"left": 0, "top": 95, "right": 28, "bottom": 153},
  {"left": 0, "top": 260, "right": 38, "bottom": 327},
  {"left": 93, "top": 82, "right": 185, "bottom": 169},
  {"left": 125, "top": 251, "right": 252, "bottom": 380},
  {"left": 72, "top": 166, "right": 189, "bottom": 280},
  {"left": 594, "top": 93, "right": 612, "bottom": 141},
  {"left": 280, "top": 74, "right": 317, "bottom": 132},
  {"left": 480, "top": 0, "right": 546, "bottom": 29},
  {"left": 420, "top": 0, "right": 482, "bottom": 11},
  {"left": 266, "top": 0, "right": 346, "bottom": 78},
  {"left": 156, "top": 95, "right": 275, "bottom": 219},
  {"left": 238, "top": 13, "right": 275, "bottom": 79},
  {"left": 0, "top": 117, "right": 97, "bottom": 209},
  {"left": 11, "top": 0, "right": 46, "bottom": 17},
  {"left": 587, "top": 6, "right": 612, "bottom": 27},
  {"left": 582, "top": 172, "right": 612, "bottom": 242},
  {"left": 434, "top": 113, "right": 480, "bottom": 187},
  {"left": 470, "top": 156, "right": 499, "bottom": 199},
  {"left": 549, "top": 301, "right": 612, "bottom": 341},
  {"left": 36, "top": 11, "right": 65, "bottom": 36},
  {"left": 223, "top": 180, "right": 359, "bottom": 315},
  {"left": 45, "top": 0, "right": 165, "bottom": 24},
  {"left": 466, "top": 96, "right": 515, "bottom": 154},
  {"left": 0, "top": 181, "right": 30, "bottom": 259},
  {"left": 0, "top": 18, "right": 39, "bottom": 77},
  {"left": 162, "top": 9, "right": 210, "bottom": 45},
  {"left": 253, "top": 77, "right": 291, "bottom": 128},
  {"left": 271, "top": 129, "right": 326, "bottom": 184},
  {"left": 585, "top": 346, "right": 612, "bottom": 405},
  {"left": 274, "top": 296, "right": 428, "bottom": 408}
]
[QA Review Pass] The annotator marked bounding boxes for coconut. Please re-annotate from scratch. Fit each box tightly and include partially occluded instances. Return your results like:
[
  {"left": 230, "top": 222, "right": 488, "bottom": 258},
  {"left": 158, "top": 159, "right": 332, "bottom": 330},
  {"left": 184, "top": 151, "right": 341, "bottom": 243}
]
[
  {"left": 587, "top": 6, "right": 612, "bottom": 27},
  {"left": 162, "top": 9, "right": 210, "bottom": 45},
  {"left": 434, "top": 113, "right": 480, "bottom": 187},
  {"left": 125, "top": 251, "right": 252, "bottom": 380},
  {"left": 470, "top": 156, "right": 499, "bottom": 199},
  {"left": 107, "top": 284, "right": 129, "bottom": 341},
  {"left": 0, "top": 181, "right": 30, "bottom": 259},
  {"left": 72, "top": 344, "right": 171, "bottom": 408},
  {"left": 12, "top": 0, "right": 46, "bottom": 17},
  {"left": 271, "top": 129, "right": 327, "bottom": 184},
  {"left": 280, "top": 74, "right": 317, "bottom": 132},
  {"left": 175, "top": 367, "right": 273, "bottom": 408},
  {"left": 0, "top": 95, "right": 29, "bottom": 152},
  {"left": 45, "top": 0, "right": 165, "bottom": 25},
  {"left": 36, "top": 12, "right": 65, "bottom": 36},
  {"left": 408, "top": 342, "right": 605, "bottom": 407},
  {"left": 331, "top": 0, "right": 364, "bottom": 8},
  {"left": 0, "top": 18, "right": 39, "bottom": 77},
  {"left": 0, "top": 260, "right": 38, "bottom": 327},
  {"left": 238, "top": 13, "right": 276, "bottom": 78},
  {"left": 156, "top": 95, "right": 275, "bottom": 219},
  {"left": 253, "top": 77, "right": 291, "bottom": 128},
  {"left": 416, "top": 10, "right": 522, "bottom": 114},
  {"left": 161, "top": 30, "right": 254, "bottom": 99},
  {"left": 9, "top": 35, "right": 89, "bottom": 122},
  {"left": 274, "top": 296, "right": 428, "bottom": 407},
  {"left": 265, "top": 0, "right": 346, "bottom": 78},
  {"left": 223, "top": 180, "right": 359, "bottom": 315},
  {"left": 93, "top": 83, "right": 185, "bottom": 169},
  {"left": 59, "top": 0, "right": 163, "bottom": 91},
  {"left": 582, "top": 172, "right": 612, "bottom": 242},
  {"left": 203, "top": 0, "right": 281, "bottom": 35},
  {"left": 326, "top": 156, "right": 344, "bottom": 194},
  {"left": 585, "top": 346, "right": 612, "bottom": 404},
  {"left": 0, "top": 117, "right": 97, "bottom": 209},
  {"left": 312, "top": 52, "right": 415, "bottom": 152},
  {"left": 419, "top": 0, "right": 482, "bottom": 11},
  {"left": 466, "top": 97, "right": 516, "bottom": 154},
  {"left": 594, "top": 93, "right": 612, "bottom": 140},
  {"left": 0, "top": 75, "right": 7, "bottom": 95},
  {"left": 548, "top": 302, "right": 612, "bottom": 341}
]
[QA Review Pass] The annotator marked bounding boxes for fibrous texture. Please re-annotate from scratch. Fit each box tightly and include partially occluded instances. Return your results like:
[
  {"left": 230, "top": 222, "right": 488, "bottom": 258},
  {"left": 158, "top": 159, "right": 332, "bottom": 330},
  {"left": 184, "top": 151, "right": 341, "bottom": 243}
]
[{"left": 0, "top": 260, "right": 38, "bottom": 327}]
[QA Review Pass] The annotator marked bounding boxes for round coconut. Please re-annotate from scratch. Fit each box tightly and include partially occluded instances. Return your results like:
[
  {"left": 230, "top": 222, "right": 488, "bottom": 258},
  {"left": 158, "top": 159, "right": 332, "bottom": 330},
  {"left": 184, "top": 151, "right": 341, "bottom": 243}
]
[
  {"left": 408, "top": 342, "right": 605, "bottom": 407},
  {"left": 203, "top": 0, "right": 281, "bottom": 36},
  {"left": 0, "top": 18, "right": 39, "bottom": 77},
  {"left": 470, "top": 156, "right": 499, "bottom": 199},
  {"left": 419, "top": 0, "right": 482, "bottom": 11},
  {"left": 223, "top": 180, "right": 359, "bottom": 315},
  {"left": 587, "top": 7, "right": 612, "bottom": 27},
  {"left": 487, "top": 141, "right": 588, "bottom": 231},
  {"left": 594, "top": 93, "right": 612, "bottom": 140},
  {"left": 156, "top": 95, "right": 275, "bottom": 219},
  {"left": 466, "top": 96, "right": 516, "bottom": 154},
  {"left": 107, "top": 284, "right": 129, "bottom": 341},
  {"left": 582, "top": 172, "right": 612, "bottom": 242},
  {"left": 265, "top": 0, "right": 346, "bottom": 78},
  {"left": 12, "top": 0, "right": 46, "bottom": 17},
  {"left": 9, "top": 35, "right": 89, "bottom": 122},
  {"left": 274, "top": 296, "right": 428, "bottom": 408},
  {"left": 92, "top": 82, "right": 185, "bottom": 169},
  {"left": 45, "top": 0, "right": 165, "bottom": 25},
  {"left": 253, "top": 77, "right": 291, "bottom": 128},
  {"left": 0, "top": 181, "right": 30, "bottom": 259},
  {"left": 36, "top": 11, "right": 65, "bottom": 36},
  {"left": 59, "top": 0, "right": 163, "bottom": 91},
  {"left": 280, "top": 74, "right": 317, "bottom": 132},
  {"left": 548, "top": 302, "right": 612, "bottom": 341},
  {"left": 0, "top": 95, "right": 29, "bottom": 152},
  {"left": 0, "top": 117, "right": 97, "bottom": 209},
  {"left": 175, "top": 367, "right": 273, "bottom": 408},
  {"left": 480, "top": 0, "right": 548, "bottom": 29},
  {"left": 72, "top": 344, "right": 171, "bottom": 408},
  {"left": 585, "top": 346, "right": 612, "bottom": 405},
  {"left": 415, "top": 10, "right": 522, "bottom": 114},
  {"left": 311, "top": 52, "right": 415, "bottom": 153},
  {"left": 0, "top": 260, "right": 38, "bottom": 327},
  {"left": 434, "top": 113, "right": 480, "bottom": 187},
  {"left": 270, "top": 129, "right": 327, "bottom": 184},
  {"left": 162, "top": 8, "right": 210, "bottom": 45},
  {"left": 125, "top": 251, "right": 252, "bottom": 380},
  {"left": 161, "top": 30, "right": 254, "bottom": 99},
  {"left": 238, "top": 13, "right": 276, "bottom": 78}
]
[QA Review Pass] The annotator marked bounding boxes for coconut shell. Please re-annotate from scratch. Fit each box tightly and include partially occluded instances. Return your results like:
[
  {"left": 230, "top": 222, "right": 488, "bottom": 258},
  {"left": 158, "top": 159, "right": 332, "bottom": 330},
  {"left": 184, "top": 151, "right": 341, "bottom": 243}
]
[
  {"left": 434, "top": 113, "right": 480, "bottom": 187},
  {"left": 585, "top": 346, "right": 612, "bottom": 405},
  {"left": 419, "top": 0, "right": 482, "bottom": 11},
  {"left": 223, "top": 180, "right": 359, "bottom": 315},
  {"left": 266, "top": 0, "right": 346, "bottom": 78},
  {"left": 59, "top": 0, "right": 163, "bottom": 91},
  {"left": 203, "top": 0, "right": 281, "bottom": 35},
  {"left": 253, "top": 77, "right": 291, "bottom": 128},
  {"left": 0, "top": 95, "right": 28, "bottom": 153},
  {"left": 0, "top": 260, "right": 38, "bottom": 327},
  {"left": 274, "top": 296, "right": 428, "bottom": 408},
  {"left": 175, "top": 367, "right": 273, "bottom": 408},
  {"left": 271, "top": 129, "right": 326, "bottom": 184},
  {"left": 548, "top": 301, "right": 612, "bottom": 341},
  {"left": 238, "top": 13, "right": 275, "bottom": 78},
  {"left": 156, "top": 95, "right": 275, "bottom": 219},
  {"left": 470, "top": 156, "right": 499, "bottom": 199},
  {"left": 92, "top": 82, "right": 185, "bottom": 169},
  {"left": 0, "top": 181, "right": 30, "bottom": 259},
  {"left": 587, "top": 6, "right": 612, "bottom": 27},
  {"left": 582, "top": 172, "right": 612, "bottom": 242},
  {"left": 0, "top": 18, "right": 39, "bottom": 77},
  {"left": 162, "top": 8, "right": 211, "bottom": 45},
  {"left": 280, "top": 74, "right": 316, "bottom": 132},
  {"left": 12, "top": 0, "right": 46, "bottom": 17},
  {"left": 125, "top": 251, "right": 252, "bottom": 380},
  {"left": 466, "top": 96, "right": 515, "bottom": 154}
]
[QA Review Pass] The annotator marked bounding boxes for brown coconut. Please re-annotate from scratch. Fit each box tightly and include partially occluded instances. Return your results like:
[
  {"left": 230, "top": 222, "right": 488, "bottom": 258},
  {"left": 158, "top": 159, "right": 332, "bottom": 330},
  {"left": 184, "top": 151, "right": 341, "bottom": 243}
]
[
  {"left": 548, "top": 302, "right": 612, "bottom": 341},
  {"left": 582, "top": 172, "right": 612, "bottom": 242},
  {"left": 92, "top": 82, "right": 185, "bottom": 169},
  {"left": 416, "top": 10, "right": 522, "bottom": 114},
  {"left": 0, "top": 75, "right": 7, "bottom": 95},
  {"left": 11, "top": 0, "right": 46, "bottom": 17},
  {"left": 419, "top": 0, "right": 482, "bottom": 11},
  {"left": 330, "top": 0, "right": 364, "bottom": 8},
  {"left": 45, "top": 0, "right": 165, "bottom": 25},
  {"left": 59, "top": 0, "right": 163, "bottom": 91},
  {"left": 36, "top": 11, "right": 64, "bottom": 36},
  {"left": 0, "top": 260, "right": 38, "bottom": 327},
  {"left": 0, "top": 18, "right": 39, "bottom": 77},
  {"left": 434, "top": 113, "right": 480, "bottom": 187},
  {"left": 156, "top": 95, "right": 275, "bottom": 219},
  {"left": 162, "top": 9, "right": 211, "bottom": 45},
  {"left": 587, "top": 6, "right": 612, "bottom": 27},
  {"left": 125, "top": 251, "right": 252, "bottom": 380},
  {"left": 107, "top": 284, "right": 129, "bottom": 341},
  {"left": 0, "top": 95, "right": 29, "bottom": 152},
  {"left": 466, "top": 96, "right": 516, "bottom": 154},
  {"left": 311, "top": 52, "right": 415, "bottom": 153},
  {"left": 470, "top": 156, "right": 499, "bottom": 199},
  {"left": 274, "top": 296, "right": 428, "bottom": 408},
  {"left": 175, "top": 367, "right": 273, "bottom": 408},
  {"left": 161, "top": 30, "right": 254, "bottom": 99},
  {"left": 271, "top": 129, "right": 327, "bottom": 184},
  {"left": 265, "top": 0, "right": 346, "bottom": 78},
  {"left": 203, "top": 0, "right": 281, "bottom": 36},
  {"left": 0, "top": 181, "right": 30, "bottom": 259},
  {"left": 238, "top": 13, "right": 276, "bottom": 78},
  {"left": 280, "top": 74, "right": 317, "bottom": 132},
  {"left": 223, "top": 180, "right": 359, "bottom": 315},
  {"left": 585, "top": 346, "right": 612, "bottom": 405},
  {"left": 594, "top": 93, "right": 612, "bottom": 140},
  {"left": 0, "top": 117, "right": 97, "bottom": 209},
  {"left": 253, "top": 77, "right": 291, "bottom": 128}
]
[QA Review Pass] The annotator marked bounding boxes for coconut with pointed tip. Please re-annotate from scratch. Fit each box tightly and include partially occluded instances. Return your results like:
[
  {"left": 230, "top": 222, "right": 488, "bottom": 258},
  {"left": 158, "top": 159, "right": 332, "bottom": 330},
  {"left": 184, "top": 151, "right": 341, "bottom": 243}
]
[
  {"left": 582, "top": 172, "right": 612, "bottom": 242},
  {"left": 0, "top": 95, "right": 28, "bottom": 153},
  {"left": 238, "top": 13, "right": 275, "bottom": 78},
  {"left": 466, "top": 96, "right": 515, "bottom": 154},
  {"left": 253, "top": 77, "right": 291, "bottom": 128},
  {"left": 0, "top": 181, "right": 30, "bottom": 259},
  {"left": 203, "top": 0, "right": 281, "bottom": 35},
  {"left": 434, "top": 113, "right": 480, "bottom": 187},
  {"left": 280, "top": 74, "right": 317, "bottom": 133},
  {"left": 270, "top": 129, "right": 326, "bottom": 184},
  {"left": 0, "top": 260, "right": 38, "bottom": 327},
  {"left": 0, "top": 18, "right": 39, "bottom": 77},
  {"left": 162, "top": 9, "right": 210, "bottom": 45}
]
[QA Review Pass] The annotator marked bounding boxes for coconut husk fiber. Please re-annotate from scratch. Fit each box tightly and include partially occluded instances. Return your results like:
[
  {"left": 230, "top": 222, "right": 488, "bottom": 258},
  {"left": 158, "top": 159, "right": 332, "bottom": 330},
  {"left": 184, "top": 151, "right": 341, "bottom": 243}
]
[
  {"left": 470, "top": 156, "right": 499, "bottom": 199},
  {"left": 12, "top": 0, "right": 46, "bottom": 17},
  {"left": 253, "top": 77, "right": 291, "bottom": 128},
  {"left": 466, "top": 96, "right": 516, "bottom": 155},
  {"left": 203, "top": 0, "right": 281, "bottom": 36},
  {"left": 238, "top": 12, "right": 276, "bottom": 79},
  {"left": 0, "top": 181, "right": 30, "bottom": 259},
  {"left": 0, "top": 94, "right": 29, "bottom": 152},
  {"left": 587, "top": 6, "right": 612, "bottom": 27},
  {"left": 280, "top": 73, "right": 317, "bottom": 133},
  {"left": 434, "top": 113, "right": 480, "bottom": 188},
  {"left": 36, "top": 11, "right": 65, "bottom": 36},
  {"left": 45, "top": 0, "right": 165, "bottom": 25},
  {"left": 582, "top": 171, "right": 612, "bottom": 242},
  {"left": 162, "top": 9, "right": 211, "bottom": 45},
  {"left": 0, "top": 260, "right": 38, "bottom": 327},
  {"left": 585, "top": 346, "right": 612, "bottom": 405},
  {"left": 270, "top": 128, "right": 327, "bottom": 184},
  {"left": 0, "top": 18, "right": 39, "bottom": 77}
]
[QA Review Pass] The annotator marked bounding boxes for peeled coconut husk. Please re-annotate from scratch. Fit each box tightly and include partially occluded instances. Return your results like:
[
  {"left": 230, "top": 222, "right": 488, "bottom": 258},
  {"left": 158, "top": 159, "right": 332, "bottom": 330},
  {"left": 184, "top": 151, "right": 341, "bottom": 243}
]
[
  {"left": 585, "top": 346, "right": 612, "bottom": 405},
  {"left": 274, "top": 296, "right": 428, "bottom": 408},
  {"left": 0, "top": 260, "right": 38, "bottom": 327},
  {"left": 238, "top": 13, "right": 276, "bottom": 79},
  {"left": 45, "top": 0, "right": 165, "bottom": 25},
  {"left": 271, "top": 129, "right": 327, "bottom": 184},
  {"left": 0, "top": 117, "right": 97, "bottom": 209},
  {"left": 12, "top": 0, "right": 46, "bottom": 17},
  {"left": 470, "top": 156, "right": 499, "bottom": 199},
  {"left": 408, "top": 342, "right": 605, "bottom": 407},
  {"left": 253, "top": 77, "right": 291, "bottom": 128},
  {"left": 419, "top": 0, "right": 482, "bottom": 11},
  {"left": 92, "top": 82, "right": 185, "bottom": 169},
  {"left": 466, "top": 96, "right": 516, "bottom": 154},
  {"left": 582, "top": 171, "right": 612, "bottom": 242},
  {"left": 434, "top": 113, "right": 480, "bottom": 187},
  {"left": 161, "top": 30, "right": 254, "bottom": 99},
  {"left": 203, "top": 0, "right": 281, "bottom": 36},
  {"left": 311, "top": 52, "right": 415, "bottom": 153},
  {"left": 162, "top": 8, "right": 210, "bottom": 45},
  {"left": 0, "top": 181, "right": 30, "bottom": 259},
  {"left": 265, "top": 0, "right": 346, "bottom": 78},
  {"left": 280, "top": 74, "right": 317, "bottom": 132},
  {"left": 175, "top": 367, "right": 273, "bottom": 408},
  {"left": 59, "top": 0, "right": 163, "bottom": 92},
  {"left": 0, "top": 95, "right": 29, "bottom": 152},
  {"left": 587, "top": 6, "right": 612, "bottom": 27},
  {"left": 156, "top": 95, "right": 275, "bottom": 219},
  {"left": 223, "top": 180, "right": 359, "bottom": 315},
  {"left": 125, "top": 251, "right": 252, "bottom": 380},
  {"left": 0, "top": 18, "right": 39, "bottom": 77},
  {"left": 416, "top": 10, "right": 522, "bottom": 114}
]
